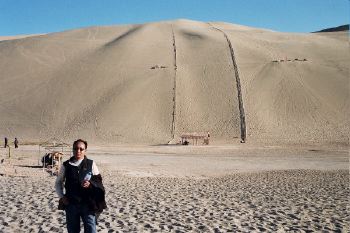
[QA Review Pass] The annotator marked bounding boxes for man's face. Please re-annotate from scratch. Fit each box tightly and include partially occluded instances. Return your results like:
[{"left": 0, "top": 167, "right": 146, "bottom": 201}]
[{"left": 73, "top": 142, "right": 86, "bottom": 160}]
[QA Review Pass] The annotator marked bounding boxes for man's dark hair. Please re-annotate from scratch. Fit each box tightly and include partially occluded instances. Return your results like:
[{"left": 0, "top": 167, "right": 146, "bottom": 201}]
[{"left": 73, "top": 139, "right": 88, "bottom": 149}]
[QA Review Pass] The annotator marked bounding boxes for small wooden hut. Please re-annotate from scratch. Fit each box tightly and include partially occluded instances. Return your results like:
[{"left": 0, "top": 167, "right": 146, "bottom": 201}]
[{"left": 180, "top": 132, "right": 210, "bottom": 145}]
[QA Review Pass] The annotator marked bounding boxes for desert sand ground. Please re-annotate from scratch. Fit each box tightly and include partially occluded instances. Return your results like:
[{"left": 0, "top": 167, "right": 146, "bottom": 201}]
[
  {"left": 0, "top": 19, "right": 348, "bottom": 232},
  {"left": 0, "top": 144, "right": 348, "bottom": 232}
]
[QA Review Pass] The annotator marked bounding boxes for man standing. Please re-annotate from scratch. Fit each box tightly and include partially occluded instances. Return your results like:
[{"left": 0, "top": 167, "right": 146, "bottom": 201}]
[
  {"left": 4, "top": 137, "right": 8, "bottom": 148},
  {"left": 55, "top": 139, "right": 106, "bottom": 233},
  {"left": 14, "top": 138, "right": 18, "bottom": 148}
]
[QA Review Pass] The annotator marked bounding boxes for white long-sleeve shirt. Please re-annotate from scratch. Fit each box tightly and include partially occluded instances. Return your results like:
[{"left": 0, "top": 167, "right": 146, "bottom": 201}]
[{"left": 55, "top": 158, "right": 100, "bottom": 198}]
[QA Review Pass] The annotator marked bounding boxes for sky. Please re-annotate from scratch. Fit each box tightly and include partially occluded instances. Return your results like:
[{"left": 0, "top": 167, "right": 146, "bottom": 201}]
[{"left": 0, "top": 0, "right": 348, "bottom": 36}]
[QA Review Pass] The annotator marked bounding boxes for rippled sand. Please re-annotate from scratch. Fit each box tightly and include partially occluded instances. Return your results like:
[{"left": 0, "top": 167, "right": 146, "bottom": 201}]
[{"left": 0, "top": 145, "right": 348, "bottom": 232}]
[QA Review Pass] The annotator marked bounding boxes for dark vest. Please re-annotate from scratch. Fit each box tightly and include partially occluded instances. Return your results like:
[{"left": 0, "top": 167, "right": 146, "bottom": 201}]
[{"left": 63, "top": 156, "right": 93, "bottom": 204}]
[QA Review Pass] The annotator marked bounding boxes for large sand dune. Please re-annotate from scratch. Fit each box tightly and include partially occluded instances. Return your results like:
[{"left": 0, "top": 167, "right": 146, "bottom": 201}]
[{"left": 0, "top": 20, "right": 348, "bottom": 145}]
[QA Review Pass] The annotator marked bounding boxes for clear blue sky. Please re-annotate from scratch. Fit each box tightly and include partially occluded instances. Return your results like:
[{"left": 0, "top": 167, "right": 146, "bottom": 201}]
[{"left": 0, "top": 0, "right": 348, "bottom": 35}]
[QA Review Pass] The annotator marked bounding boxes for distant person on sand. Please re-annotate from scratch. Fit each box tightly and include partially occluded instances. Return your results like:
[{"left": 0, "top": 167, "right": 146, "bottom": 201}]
[
  {"left": 4, "top": 137, "right": 8, "bottom": 148},
  {"left": 55, "top": 139, "right": 107, "bottom": 233},
  {"left": 14, "top": 138, "right": 18, "bottom": 148}
]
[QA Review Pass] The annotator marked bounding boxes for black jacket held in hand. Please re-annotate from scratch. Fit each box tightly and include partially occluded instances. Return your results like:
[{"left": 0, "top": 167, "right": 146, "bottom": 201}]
[
  {"left": 58, "top": 156, "right": 107, "bottom": 213},
  {"left": 88, "top": 174, "right": 107, "bottom": 213}
]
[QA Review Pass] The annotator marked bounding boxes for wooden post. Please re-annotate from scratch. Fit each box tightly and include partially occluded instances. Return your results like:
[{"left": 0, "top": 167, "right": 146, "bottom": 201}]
[
  {"left": 8, "top": 146, "right": 11, "bottom": 158},
  {"left": 51, "top": 154, "right": 54, "bottom": 176},
  {"left": 38, "top": 145, "right": 41, "bottom": 165},
  {"left": 58, "top": 153, "right": 62, "bottom": 174}
]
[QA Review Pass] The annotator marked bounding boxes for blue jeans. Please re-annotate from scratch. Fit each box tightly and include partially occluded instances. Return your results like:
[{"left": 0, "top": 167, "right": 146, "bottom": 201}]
[{"left": 65, "top": 203, "right": 96, "bottom": 233}]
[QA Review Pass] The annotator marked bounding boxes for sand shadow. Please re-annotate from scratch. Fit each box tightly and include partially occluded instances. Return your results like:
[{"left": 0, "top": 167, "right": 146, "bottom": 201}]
[
  {"left": 308, "top": 149, "right": 323, "bottom": 152},
  {"left": 15, "top": 165, "right": 42, "bottom": 169},
  {"left": 151, "top": 144, "right": 184, "bottom": 147}
]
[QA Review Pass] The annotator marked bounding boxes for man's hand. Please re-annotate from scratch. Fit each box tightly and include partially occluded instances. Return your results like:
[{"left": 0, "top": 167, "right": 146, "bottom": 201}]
[
  {"left": 60, "top": 196, "right": 69, "bottom": 205},
  {"left": 81, "top": 180, "right": 91, "bottom": 188}
]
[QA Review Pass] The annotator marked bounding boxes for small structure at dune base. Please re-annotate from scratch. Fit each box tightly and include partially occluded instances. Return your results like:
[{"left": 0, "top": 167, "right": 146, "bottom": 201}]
[
  {"left": 272, "top": 58, "right": 308, "bottom": 63},
  {"left": 180, "top": 132, "right": 210, "bottom": 145},
  {"left": 38, "top": 138, "right": 70, "bottom": 175}
]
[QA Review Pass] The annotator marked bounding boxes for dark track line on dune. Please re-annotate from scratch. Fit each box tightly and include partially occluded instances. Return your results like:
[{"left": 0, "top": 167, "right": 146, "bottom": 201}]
[
  {"left": 170, "top": 25, "right": 177, "bottom": 140},
  {"left": 209, "top": 24, "right": 247, "bottom": 142}
]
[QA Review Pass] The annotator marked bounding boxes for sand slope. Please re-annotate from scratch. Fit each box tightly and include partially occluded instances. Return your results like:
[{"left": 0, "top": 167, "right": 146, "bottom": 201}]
[
  {"left": 0, "top": 20, "right": 348, "bottom": 144},
  {"left": 211, "top": 22, "right": 349, "bottom": 144}
]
